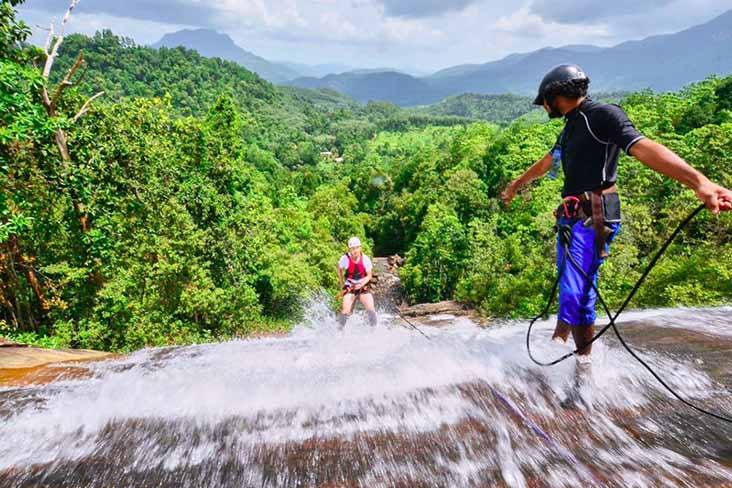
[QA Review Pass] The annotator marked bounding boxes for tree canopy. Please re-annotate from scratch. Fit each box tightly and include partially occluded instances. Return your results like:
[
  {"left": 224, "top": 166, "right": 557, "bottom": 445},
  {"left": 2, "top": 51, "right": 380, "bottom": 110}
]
[{"left": 1, "top": 19, "right": 730, "bottom": 351}]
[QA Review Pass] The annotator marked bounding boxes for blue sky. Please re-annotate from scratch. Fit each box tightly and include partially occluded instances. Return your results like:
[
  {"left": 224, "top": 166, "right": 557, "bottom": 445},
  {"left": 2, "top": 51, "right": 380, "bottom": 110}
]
[{"left": 17, "top": 0, "right": 732, "bottom": 73}]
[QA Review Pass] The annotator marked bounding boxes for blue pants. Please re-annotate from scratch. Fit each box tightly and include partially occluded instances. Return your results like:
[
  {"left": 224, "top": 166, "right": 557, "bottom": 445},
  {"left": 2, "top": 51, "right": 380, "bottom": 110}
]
[{"left": 557, "top": 218, "right": 621, "bottom": 326}]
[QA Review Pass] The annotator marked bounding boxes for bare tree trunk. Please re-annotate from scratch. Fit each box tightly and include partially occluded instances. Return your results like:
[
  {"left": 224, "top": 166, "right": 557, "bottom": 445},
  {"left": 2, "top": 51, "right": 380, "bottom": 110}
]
[
  {"left": 5, "top": 245, "right": 26, "bottom": 330},
  {"left": 3, "top": 237, "right": 48, "bottom": 331},
  {"left": 41, "top": 3, "right": 100, "bottom": 235},
  {"left": 54, "top": 127, "right": 90, "bottom": 232},
  {"left": 0, "top": 249, "right": 19, "bottom": 329}
]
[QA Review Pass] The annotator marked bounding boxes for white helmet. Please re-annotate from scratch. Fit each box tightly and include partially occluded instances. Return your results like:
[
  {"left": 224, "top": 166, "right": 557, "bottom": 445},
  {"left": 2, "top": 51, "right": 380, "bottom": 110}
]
[{"left": 348, "top": 237, "right": 362, "bottom": 249}]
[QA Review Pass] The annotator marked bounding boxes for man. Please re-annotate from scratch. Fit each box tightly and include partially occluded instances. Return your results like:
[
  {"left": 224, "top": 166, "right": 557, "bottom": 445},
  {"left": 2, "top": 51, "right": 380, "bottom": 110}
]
[
  {"left": 501, "top": 64, "right": 732, "bottom": 364},
  {"left": 337, "top": 237, "right": 378, "bottom": 328}
]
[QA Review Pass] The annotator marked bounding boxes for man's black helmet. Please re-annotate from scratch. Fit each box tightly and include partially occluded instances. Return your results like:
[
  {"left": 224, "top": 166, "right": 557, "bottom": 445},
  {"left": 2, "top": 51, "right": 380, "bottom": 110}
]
[{"left": 533, "top": 64, "right": 589, "bottom": 105}]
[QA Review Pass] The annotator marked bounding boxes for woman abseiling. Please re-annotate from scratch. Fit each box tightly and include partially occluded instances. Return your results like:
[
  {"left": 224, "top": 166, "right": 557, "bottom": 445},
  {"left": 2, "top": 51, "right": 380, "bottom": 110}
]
[{"left": 337, "top": 237, "right": 378, "bottom": 328}]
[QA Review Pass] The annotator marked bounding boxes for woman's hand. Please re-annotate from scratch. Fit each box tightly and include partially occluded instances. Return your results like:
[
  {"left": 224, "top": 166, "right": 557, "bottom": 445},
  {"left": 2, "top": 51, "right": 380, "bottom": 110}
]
[{"left": 695, "top": 181, "right": 732, "bottom": 214}]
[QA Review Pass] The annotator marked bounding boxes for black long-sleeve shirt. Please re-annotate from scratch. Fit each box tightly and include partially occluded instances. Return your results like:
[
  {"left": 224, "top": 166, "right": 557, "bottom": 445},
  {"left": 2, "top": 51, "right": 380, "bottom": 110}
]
[{"left": 554, "top": 98, "right": 645, "bottom": 197}]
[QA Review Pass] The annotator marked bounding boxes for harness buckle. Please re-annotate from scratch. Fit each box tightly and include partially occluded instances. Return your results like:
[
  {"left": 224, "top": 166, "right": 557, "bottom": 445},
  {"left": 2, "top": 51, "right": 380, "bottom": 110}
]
[{"left": 554, "top": 196, "right": 582, "bottom": 220}]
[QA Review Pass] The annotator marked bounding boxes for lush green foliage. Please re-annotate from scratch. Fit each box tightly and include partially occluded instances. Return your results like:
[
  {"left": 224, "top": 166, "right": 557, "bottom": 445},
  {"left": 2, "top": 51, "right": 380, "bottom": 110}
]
[
  {"left": 417, "top": 92, "right": 631, "bottom": 125},
  {"left": 1, "top": 18, "right": 730, "bottom": 351},
  {"left": 54, "top": 31, "right": 274, "bottom": 118},
  {"left": 1, "top": 0, "right": 31, "bottom": 62},
  {"left": 339, "top": 80, "right": 732, "bottom": 316},
  {"left": 1, "top": 73, "right": 353, "bottom": 350},
  {"left": 2, "top": 32, "right": 366, "bottom": 350},
  {"left": 52, "top": 32, "right": 470, "bottom": 167},
  {"left": 417, "top": 94, "right": 538, "bottom": 124}
]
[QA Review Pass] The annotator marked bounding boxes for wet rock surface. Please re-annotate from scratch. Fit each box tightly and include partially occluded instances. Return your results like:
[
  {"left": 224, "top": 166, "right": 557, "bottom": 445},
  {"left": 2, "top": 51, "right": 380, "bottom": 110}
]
[
  {"left": 400, "top": 300, "right": 472, "bottom": 318},
  {"left": 0, "top": 339, "right": 113, "bottom": 387},
  {"left": 1, "top": 380, "right": 731, "bottom": 487},
  {"left": 1, "top": 308, "right": 731, "bottom": 487},
  {"left": 370, "top": 256, "right": 407, "bottom": 312}
]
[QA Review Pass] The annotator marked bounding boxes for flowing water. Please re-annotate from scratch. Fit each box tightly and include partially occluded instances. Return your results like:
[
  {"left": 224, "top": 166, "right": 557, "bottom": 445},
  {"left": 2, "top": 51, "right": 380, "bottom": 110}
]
[{"left": 1, "top": 303, "right": 731, "bottom": 487}]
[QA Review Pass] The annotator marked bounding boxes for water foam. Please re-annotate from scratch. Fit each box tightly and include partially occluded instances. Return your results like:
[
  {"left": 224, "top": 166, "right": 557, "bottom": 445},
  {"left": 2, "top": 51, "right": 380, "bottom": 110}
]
[{"left": 0, "top": 301, "right": 730, "bottom": 487}]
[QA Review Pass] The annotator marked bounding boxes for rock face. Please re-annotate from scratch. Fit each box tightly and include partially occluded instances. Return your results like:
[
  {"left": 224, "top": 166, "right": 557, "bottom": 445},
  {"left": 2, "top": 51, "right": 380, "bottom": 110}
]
[
  {"left": 370, "top": 255, "right": 408, "bottom": 312},
  {"left": 399, "top": 301, "right": 471, "bottom": 318},
  {"left": 0, "top": 337, "right": 25, "bottom": 348},
  {"left": 0, "top": 339, "right": 112, "bottom": 386},
  {"left": 370, "top": 256, "right": 483, "bottom": 326},
  {"left": 0, "top": 346, "right": 110, "bottom": 370}
]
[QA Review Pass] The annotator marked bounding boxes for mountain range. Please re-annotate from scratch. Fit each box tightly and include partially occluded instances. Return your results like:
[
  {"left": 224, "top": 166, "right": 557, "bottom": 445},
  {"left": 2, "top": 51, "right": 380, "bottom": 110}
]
[
  {"left": 152, "top": 29, "right": 419, "bottom": 84},
  {"left": 425, "top": 9, "right": 732, "bottom": 96},
  {"left": 289, "top": 9, "right": 732, "bottom": 106},
  {"left": 154, "top": 9, "right": 732, "bottom": 106}
]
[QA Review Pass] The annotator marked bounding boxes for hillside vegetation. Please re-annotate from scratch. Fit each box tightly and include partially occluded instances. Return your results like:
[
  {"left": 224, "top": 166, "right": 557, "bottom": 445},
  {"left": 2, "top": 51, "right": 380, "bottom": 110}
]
[
  {"left": 2, "top": 15, "right": 731, "bottom": 351},
  {"left": 417, "top": 92, "right": 630, "bottom": 124}
]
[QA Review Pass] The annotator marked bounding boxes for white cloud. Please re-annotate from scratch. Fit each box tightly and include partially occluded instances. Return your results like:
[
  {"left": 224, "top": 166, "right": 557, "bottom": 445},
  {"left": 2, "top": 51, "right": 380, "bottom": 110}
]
[
  {"left": 381, "top": 17, "right": 446, "bottom": 44},
  {"left": 16, "top": 0, "right": 732, "bottom": 72},
  {"left": 214, "top": 0, "right": 307, "bottom": 30},
  {"left": 20, "top": 8, "right": 188, "bottom": 46},
  {"left": 530, "top": 0, "right": 674, "bottom": 24},
  {"left": 494, "top": 6, "right": 611, "bottom": 41},
  {"left": 375, "top": 0, "right": 481, "bottom": 18}
]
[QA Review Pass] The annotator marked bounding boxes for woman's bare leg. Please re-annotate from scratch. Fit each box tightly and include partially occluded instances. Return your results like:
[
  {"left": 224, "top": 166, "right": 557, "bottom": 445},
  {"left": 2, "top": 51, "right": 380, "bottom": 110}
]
[
  {"left": 359, "top": 293, "right": 377, "bottom": 326},
  {"left": 339, "top": 294, "right": 356, "bottom": 329}
]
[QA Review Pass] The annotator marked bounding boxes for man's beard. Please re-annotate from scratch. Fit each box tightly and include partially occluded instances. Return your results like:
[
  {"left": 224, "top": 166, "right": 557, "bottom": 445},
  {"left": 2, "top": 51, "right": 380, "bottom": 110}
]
[{"left": 547, "top": 101, "right": 563, "bottom": 119}]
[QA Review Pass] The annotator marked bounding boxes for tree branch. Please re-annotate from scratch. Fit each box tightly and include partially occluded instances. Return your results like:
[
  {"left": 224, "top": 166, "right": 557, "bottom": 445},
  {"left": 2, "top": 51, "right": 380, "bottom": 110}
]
[
  {"left": 49, "top": 52, "right": 84, "bottom": 115},
  {"left": 71, "top": 59, "right": 89, "bottom": 86},
  {"left": 73, "top": 91, "right": 105, "bottom": 122},
  {"left": 37, "top": 0, "right": 92, "bottom": 236},
  {"left": 42, "top": 87, "right": 52, "bottom": 111},
  {"left": 42, "top": 0, "right": 80, "bottom": 79},
  {"left": 43, "top": 21, "right": 54, "bottom": 55}
]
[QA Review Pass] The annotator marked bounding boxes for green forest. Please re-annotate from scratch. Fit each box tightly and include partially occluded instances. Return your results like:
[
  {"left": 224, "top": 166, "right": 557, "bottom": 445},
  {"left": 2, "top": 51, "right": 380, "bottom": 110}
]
[
  {"left": 417, "top": 92, "right": 630, "bottom": 124},
  {"left": 2, "top": 2, "right": 731, "bottom": 352}
]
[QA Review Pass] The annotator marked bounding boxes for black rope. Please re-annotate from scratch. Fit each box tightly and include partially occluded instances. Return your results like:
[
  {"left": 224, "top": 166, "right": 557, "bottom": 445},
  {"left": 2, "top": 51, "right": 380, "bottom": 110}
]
[
  {"left": 388, "top": 294, "right": 431, "bottom": 340},
  {"left": 527, "top": 204, "right": 732, "bottom": 423}
]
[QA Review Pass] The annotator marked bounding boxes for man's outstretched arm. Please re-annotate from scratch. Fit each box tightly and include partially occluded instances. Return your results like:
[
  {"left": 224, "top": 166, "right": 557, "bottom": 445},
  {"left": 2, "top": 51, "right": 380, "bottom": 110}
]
[
  {"left": 629, "top": 139, "right": 732, "bottom": 214},
  {"left": 501, "top": 152, "right": 554, "bottom": 205}
]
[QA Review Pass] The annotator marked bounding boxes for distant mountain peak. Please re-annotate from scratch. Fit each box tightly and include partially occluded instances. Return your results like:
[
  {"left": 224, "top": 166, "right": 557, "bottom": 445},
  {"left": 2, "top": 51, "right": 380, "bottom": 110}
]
[
  {"left": 152, "top": 28, "right": 387, "bottom": 84},
  {"left": 153, "top": 28, "right": 300, "bottom": 84},
  {"left": 153, "top": 28, "right": 237, "bottom": 50},
  {"left": 559, "top": 44, "right": 605, "bottom": 53}
]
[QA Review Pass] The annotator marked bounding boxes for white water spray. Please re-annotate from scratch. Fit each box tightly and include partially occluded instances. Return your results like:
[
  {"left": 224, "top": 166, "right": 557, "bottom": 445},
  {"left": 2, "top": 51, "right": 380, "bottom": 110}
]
[{"left": 1, "top": 302, "right": 730, "bottom": 487}]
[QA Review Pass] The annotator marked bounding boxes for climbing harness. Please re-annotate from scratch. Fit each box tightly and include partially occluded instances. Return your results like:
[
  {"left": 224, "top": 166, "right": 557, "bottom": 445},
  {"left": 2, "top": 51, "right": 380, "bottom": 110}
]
[
  {"left": 527, "top": 203, "right": 732, "bottom": 424},
  {"left": 559, "top": 195, "right": 581, "bottom": 219},
  {"left": 344, "top": 254, "right": 368, "bottom": 283}
]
